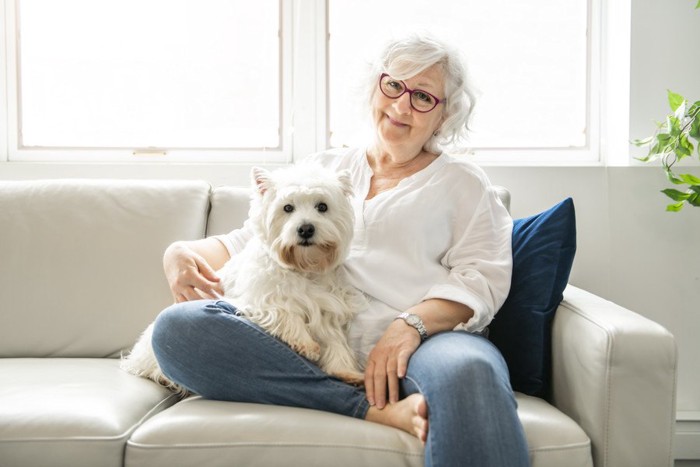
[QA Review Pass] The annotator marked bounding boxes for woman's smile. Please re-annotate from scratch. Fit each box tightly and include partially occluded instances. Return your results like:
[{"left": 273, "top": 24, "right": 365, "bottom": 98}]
[{"left": 386, "top": 114, "right": 409, "bottom": 127}]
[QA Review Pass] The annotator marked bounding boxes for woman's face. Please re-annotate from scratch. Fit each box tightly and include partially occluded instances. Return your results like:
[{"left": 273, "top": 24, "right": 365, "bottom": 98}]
[{"left": 371, "top": 64, "right": 445, "bottom": 158}]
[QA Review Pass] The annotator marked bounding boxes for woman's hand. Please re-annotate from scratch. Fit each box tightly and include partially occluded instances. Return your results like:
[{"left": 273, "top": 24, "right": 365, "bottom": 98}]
[
  {"left": 163, "top": 240, "right": 225, "bottom": 302},
  {"left": 364, "top": 319, "right": 422, "bottom": 409},
  {"left": 364, "top": 299, "right": 475, "bottom": 408}
]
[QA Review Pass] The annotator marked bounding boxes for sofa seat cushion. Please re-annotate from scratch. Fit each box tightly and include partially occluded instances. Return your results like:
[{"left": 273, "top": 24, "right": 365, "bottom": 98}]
[
  {"left": 126, "top": 396, "right": 423, "bottom": 467},
  {"left": 0, "top": 358, "right": 179, "bottom": 467},
  {"left": 517, "top": 393, "right": 592, "bottom": 467},
  {"left": 126, "top": 393, "right": 591, "bottom": 467}
]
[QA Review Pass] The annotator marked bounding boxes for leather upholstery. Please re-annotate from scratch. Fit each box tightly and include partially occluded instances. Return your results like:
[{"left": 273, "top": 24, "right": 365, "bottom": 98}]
[
  {"left": 0, "top": 179, "right": 211, "bottom": 358},
  {"left": 124, "top": 394, "right": 592, "bottom": 467},
  {"left": 126, "top": 397, "right": 425, "bottom": 467},
  {"left": 0, "top": 179, "right": 676, "bottom": 467},
  {"left": 552, "top": 286, "right": 677, "bottom": 467},
  {"left": 0, "top": 359, "right": 177, "bottom": 467},
  {"left": 206, "top": 185, "right": 249, "bottom": 236}
]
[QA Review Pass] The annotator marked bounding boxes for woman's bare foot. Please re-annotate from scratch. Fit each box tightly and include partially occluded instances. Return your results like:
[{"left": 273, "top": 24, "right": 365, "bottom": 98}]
[{"left": 365, "top": 393, "right": 429, "bottom": 444}]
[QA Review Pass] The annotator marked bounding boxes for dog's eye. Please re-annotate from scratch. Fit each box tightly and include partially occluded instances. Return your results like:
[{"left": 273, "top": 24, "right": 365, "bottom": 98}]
[
  {"left": 316, "top": 203, "right": 328, "bottom": 213},
  {"left": 283, "top": 204, "right": 294, "bottom": 213}
]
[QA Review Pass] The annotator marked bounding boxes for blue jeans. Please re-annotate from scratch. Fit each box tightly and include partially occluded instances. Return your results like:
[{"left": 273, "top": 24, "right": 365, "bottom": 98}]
[{"left": 152, "top": 300, "right": 530, "bottom": 467}]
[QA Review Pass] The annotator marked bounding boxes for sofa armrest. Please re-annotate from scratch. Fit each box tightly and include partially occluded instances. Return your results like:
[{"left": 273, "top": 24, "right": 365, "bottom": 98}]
[{"left": 551, "top": 285, "right": 677, "bottom": 467}]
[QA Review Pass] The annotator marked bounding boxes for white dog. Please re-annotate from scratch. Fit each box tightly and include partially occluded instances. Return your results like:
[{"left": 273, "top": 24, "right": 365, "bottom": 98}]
[{"left": 121, "top": 164, "right": 367, "bottom": 394}]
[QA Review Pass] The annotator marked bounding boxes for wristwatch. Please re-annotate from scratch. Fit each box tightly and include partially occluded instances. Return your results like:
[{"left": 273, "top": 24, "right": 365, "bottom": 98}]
[{"left": 395, "top": 312, "right": 428, "bottom": 341}]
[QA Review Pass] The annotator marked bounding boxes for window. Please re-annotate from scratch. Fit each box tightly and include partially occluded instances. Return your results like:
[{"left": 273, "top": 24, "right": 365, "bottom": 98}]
[
  {"left": 1, "top": 1, "right": 622, "bottom": 166},
  {"left": 10, "top": 0, "right": 284, "bottom": 161},
  {"left": 328, "top": 0, "right": 594, "bottom": 162}
]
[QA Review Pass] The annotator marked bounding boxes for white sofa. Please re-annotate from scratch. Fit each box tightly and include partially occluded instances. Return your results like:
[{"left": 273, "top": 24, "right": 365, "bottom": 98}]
[{"left": 0, "top": 179, "right": 677, "bottom": 467}]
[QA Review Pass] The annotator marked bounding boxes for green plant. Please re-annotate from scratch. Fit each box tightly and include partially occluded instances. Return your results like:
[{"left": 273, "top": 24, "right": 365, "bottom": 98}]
[
  {"left": 633, "top": 91, "right": 700, "bottom": 212},
  {"left": 632, "top": 2, "right": 700, "bottom": 212}
]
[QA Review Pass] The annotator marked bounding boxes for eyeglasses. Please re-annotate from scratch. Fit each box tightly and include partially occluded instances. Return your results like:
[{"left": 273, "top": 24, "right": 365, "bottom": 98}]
[{"left": 378, "top": 73, "right": 445, "bottom": 113}]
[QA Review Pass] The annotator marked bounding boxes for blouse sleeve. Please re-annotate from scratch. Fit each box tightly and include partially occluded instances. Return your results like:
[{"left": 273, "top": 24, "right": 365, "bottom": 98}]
[
  {"left": 211, "top": 218, "right": 256, "bottom": 259},
  {"left": 421, "top": 185, "right": 513, "bottom": 332}
]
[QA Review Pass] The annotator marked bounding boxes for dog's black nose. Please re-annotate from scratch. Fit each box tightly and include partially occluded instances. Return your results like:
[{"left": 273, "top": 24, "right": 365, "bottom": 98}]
[{"left": 297, "top": 223, "right": 315, "bottom": 239}]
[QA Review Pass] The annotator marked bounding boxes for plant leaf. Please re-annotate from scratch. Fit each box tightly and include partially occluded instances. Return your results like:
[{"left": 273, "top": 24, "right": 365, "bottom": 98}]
[
  {"left": 635, "top": 153, "right": 657, "bottom": 163},
  {"left": 668, "top": 90, "right": 685, "bottom": 112},
  {"left": 675, "top": 100, "right": 687, "bottom": 120},
  {"left": 631, "top": 136, "right": 654, "bottom": 147},
  {"left": 661, "top": 188, "right": 691, "bottom": 201},
  {"left": 657, "top": 133, "right": 672, "bottom": 143},
  {"left": 677, "top": 172, "right": 700, "bottom": 185},
  {"left": 668, "top": 115, "right": 682, "bottom": 136},
  {"left": 690, "top": 114, "right": 700, "bottom": 140},
  {"left": 666, "top": 201, "right": 684, "bottom": 212},
  {"left": 690, "top": 101, "right": 700, "bottom": 115},
  {"left": 696, "top": 0, "right": 700, "bottom": 9},
  {"left": 688, "top": 193, "right": 700, "bottom": 206},
  {"left": 649, "top": 133, "right": 674, "bottom": 158},
  {"left": 675, "top": 134, "right": 693, "bottom": 159},
  {"left": 666, "top": 169, "right": 684, "bottom": 184}
]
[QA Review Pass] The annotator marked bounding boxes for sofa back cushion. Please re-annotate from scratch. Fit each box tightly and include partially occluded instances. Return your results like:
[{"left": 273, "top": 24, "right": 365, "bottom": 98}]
[
  {"left": 0, "top": 179, "right": 211, "bottom": 358},
  {"left": 206, "top": 186, "right": 250, "bottom": 236}
]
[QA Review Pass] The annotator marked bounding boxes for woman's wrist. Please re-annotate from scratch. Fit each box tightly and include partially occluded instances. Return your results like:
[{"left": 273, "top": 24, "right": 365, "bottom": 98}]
[
  {"left": 406, "top": 299, "right": 474, "bottom": 336},
  {"left": 395, "top": 312, "right": 428, "bottom": 341}
]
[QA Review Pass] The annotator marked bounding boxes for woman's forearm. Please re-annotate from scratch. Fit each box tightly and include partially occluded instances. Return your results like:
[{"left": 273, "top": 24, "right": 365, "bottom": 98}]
[
  {"left": 404, "top": 299, "right": 475, "bottom": 337},
  {"left": 166, "top": 237, "right": 231, "bottom": 272}
]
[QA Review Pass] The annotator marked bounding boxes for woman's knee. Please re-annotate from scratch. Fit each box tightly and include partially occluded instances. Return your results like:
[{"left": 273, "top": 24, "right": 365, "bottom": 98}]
[
  {"left": 153, "top": 301, "right": 193, "bottom": 344},
  {"left": 408, "top": 332, "right": 511, "bottom": 392},
  {"left": 151, "top": 300, "right": 214, "bottom": 364},
  {"left": 153, "top": 299, "right": 234, "bottom": 341}
]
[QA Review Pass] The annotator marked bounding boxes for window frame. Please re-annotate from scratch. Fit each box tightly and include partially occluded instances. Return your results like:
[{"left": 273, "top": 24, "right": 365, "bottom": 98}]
[
  {"left": 3, "top": 0, "right": 294, "bottom": 164},
  {"left": 0, "top": 0, "right": 629, "bottom": 169}
]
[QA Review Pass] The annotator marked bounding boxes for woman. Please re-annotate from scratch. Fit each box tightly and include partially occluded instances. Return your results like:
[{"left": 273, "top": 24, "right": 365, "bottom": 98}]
[{"left": 152, "top": 34, "right": 530, "bottom": 467}]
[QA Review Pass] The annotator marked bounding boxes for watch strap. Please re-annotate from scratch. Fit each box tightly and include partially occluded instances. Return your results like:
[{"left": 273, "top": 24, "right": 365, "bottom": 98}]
[{"left": 395, "top": 312, "right": 428, "bottom": 341}]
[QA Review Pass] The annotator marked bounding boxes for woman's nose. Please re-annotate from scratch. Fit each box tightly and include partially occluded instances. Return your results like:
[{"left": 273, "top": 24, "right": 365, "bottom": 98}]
[{"left": 393, "top": 92, "right": 412, "bottom": 114}]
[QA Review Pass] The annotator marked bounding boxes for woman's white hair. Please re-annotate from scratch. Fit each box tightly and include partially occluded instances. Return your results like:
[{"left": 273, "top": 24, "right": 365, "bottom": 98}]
[{"left": 362, "top": 33, "right": 476, "bottom": 154}]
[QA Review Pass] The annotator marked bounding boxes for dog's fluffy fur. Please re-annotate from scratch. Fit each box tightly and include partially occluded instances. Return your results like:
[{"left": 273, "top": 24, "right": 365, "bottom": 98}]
[{"left": 121, "top": 164, "right": 366, "bottom": 393}]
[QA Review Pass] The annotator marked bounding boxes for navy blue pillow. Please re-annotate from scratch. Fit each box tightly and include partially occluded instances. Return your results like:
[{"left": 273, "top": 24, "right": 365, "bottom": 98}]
[{"left": 489, "top": 198, "right": 576, "bottom": 400}]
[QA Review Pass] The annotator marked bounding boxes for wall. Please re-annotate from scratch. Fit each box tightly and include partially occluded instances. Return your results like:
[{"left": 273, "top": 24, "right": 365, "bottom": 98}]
[{"left": 628, "top": 0, "right": 700, "bottom": 416}]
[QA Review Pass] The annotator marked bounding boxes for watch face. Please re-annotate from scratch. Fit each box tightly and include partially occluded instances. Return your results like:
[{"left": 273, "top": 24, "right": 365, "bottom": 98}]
[{"left": 406, "top": 315, "right": 420, "bottom": 326}]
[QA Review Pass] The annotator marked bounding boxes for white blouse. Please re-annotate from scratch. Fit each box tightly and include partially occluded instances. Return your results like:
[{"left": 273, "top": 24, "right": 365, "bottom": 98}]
[{"left": 216, "top": 147, "right": 513, "bottom": 365}]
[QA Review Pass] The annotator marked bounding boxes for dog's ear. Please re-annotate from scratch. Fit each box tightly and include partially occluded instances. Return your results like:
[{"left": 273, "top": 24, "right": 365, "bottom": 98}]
[
  {"left": 337, "top": 170, "right": 353, "bottom": 197},
  {"left": 251, "top": 167, "right": 273, "bottom": 196}
]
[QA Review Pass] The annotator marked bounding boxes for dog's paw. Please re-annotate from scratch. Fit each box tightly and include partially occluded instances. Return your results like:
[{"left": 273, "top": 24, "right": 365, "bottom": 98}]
[
  {"left": 331, "top": 370, "right": 365, "bottom": 386},
  {"left": 292, "top": 340, "right": 321, "bottom": 362}
]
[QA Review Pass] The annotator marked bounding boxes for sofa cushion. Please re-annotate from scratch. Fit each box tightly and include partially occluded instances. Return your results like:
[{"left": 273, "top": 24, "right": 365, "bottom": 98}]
[
  {"left": 517, "top": 393, "right": 592, "bottom": 466},
  {"left": 125, "top": 394, "right": 590, "bottom": 467},
  {"left": 0, "top": 358, "right": 178, "bottom": 467},
  {"left": 0, "top": 179, "right": 211, "bottom": 357},
  {"left": 206, "top": 186, "right": 251, "bottom": 236},
  {"left": 489, "top": 198, "right": 577, "bottom": 398},
  {"left": 126, "top": 397, "right": 423, "bottom": 467}
]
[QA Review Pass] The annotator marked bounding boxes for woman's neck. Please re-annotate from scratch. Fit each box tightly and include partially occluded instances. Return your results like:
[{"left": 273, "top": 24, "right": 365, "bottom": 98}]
[
  {"left": 367, "top": 146, "right": 437, "bottom": 178},
  {"left": 364, "top": 146, "right": 439, "bottom": 200}
]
